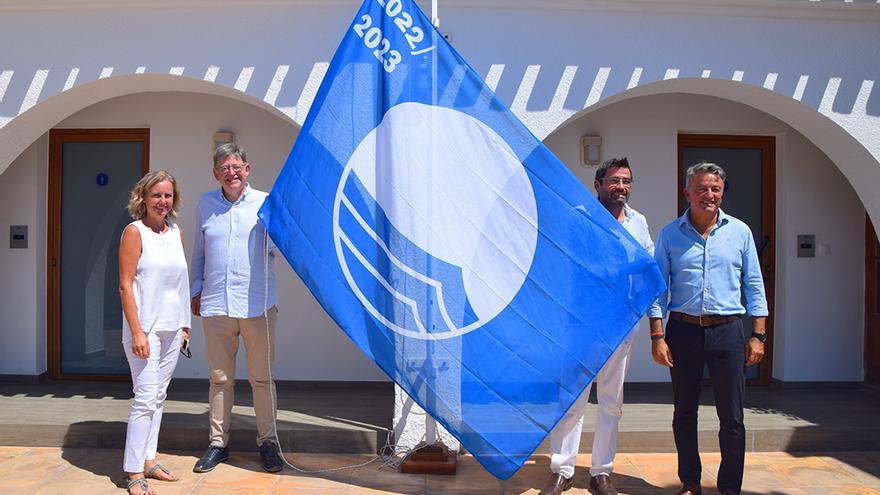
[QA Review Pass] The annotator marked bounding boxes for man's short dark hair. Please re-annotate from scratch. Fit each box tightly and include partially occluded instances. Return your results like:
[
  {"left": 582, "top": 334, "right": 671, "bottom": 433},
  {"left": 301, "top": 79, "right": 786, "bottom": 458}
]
[{"left": 595, "top": 157, "right": 631, "bottom": 182}]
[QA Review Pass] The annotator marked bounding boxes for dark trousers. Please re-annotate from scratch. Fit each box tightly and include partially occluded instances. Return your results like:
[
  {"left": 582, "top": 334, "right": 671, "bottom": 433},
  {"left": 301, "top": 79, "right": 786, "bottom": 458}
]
[{"left": 666, "top": 318, "right": 746, "bottom": 494}]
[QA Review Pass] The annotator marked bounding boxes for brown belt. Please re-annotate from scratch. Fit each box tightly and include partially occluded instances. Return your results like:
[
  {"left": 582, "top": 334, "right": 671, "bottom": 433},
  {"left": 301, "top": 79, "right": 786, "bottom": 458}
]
[{"left": 669, "top": 311, "right": 742, "bottom": 327}]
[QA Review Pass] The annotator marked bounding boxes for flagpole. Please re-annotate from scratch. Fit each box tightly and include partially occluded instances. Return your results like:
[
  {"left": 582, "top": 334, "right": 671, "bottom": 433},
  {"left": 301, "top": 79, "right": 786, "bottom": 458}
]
[{"left": 425, "top": 0, "right": 440, "bottom": 449}]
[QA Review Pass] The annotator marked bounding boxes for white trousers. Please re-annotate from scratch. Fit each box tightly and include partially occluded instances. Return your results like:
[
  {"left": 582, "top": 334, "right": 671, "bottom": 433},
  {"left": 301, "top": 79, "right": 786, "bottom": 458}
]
[
  {"left": 549, "top": 333, "right": 634, "bottom": 479},
  {"left": 122, "top": 329, "right": 181, "bottom": 473}
]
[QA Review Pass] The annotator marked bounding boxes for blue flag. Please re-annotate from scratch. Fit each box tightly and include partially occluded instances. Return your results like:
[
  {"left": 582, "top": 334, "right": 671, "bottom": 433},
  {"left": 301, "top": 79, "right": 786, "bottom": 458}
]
[{"left": 259, "top": 0, "right": 665, "bottom": 479}]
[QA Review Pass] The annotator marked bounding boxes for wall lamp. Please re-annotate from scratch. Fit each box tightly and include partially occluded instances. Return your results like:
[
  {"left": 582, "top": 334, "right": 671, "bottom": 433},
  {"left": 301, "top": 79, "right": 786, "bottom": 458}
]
[
  {"left": 214, "top": 131, "right": 235, "bottom": 151},
  {"left": 580, "top": 135, "right": 601, "bottom": 167}
]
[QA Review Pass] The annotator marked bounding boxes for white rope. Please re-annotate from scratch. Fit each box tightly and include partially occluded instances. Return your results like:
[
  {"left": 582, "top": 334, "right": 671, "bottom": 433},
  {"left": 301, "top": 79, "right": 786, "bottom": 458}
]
[
  {"left": 263, "top": 228, "right": 382, "bottom": 474},
  {"left": 378, "top": 431, "right": 422, "bottom": 471}
]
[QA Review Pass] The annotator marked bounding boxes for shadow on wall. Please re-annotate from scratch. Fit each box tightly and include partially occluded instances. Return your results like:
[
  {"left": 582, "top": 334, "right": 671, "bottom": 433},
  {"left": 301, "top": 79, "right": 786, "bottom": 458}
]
[
  {"left": 1, "top": 9, "right": 877, "bottom": 135},
  {"left": 5, "top": 61, "right": 872, "bottom": 139},
  {"left": 470, "top": 59, "right": 878, "bottom": 118}
]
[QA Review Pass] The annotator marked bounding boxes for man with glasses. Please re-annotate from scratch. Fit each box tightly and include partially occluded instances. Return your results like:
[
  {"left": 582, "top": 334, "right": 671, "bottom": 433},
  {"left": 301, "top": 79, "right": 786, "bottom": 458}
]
[
  {"left": 540, "top": 157, "right": 654, "bottom": 495},
  {"left": 190, "top": 143, "right": 283, "bottom": 473}
]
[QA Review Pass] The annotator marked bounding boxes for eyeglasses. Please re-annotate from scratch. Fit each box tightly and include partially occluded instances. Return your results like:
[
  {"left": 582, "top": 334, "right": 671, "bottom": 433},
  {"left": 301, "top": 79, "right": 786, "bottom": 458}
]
[
  {"left": 600, "top": 178, "right": 633, "bottom": 186},
  {"left": 180, "top": 337, "right": 192, "bottom": 359},
  {"left": 214, "top": 164, "right": 245, "bottom": 174}
]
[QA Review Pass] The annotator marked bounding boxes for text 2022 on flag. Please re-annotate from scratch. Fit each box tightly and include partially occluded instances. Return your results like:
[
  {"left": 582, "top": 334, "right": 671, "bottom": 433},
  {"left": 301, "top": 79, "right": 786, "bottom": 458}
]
[{"left": 259, "top": 0, "right": 665, "bottom": 479}]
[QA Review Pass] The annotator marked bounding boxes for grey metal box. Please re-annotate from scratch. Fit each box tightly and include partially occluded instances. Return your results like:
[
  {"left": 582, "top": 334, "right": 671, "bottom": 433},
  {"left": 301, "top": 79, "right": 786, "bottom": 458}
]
[
  {"left": 797, "top": 234, "right": 815, "bottom": 258},
  {"left": 10, "top": 225, "right": 27, "bottom": 249}
]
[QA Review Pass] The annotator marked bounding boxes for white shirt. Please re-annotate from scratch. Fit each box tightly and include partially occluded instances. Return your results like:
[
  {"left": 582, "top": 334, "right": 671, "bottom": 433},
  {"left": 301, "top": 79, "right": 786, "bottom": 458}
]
[
  {"left": 621, "top": 204, "right": 655, "bottom": 338},
  {"left": 123, "top": 220, "right": 191, "bottom": 336},
  {"left": 191, "top": 185, "right": 277, "bottom": 318},
  {"left": 622, "top": 204, "right": 654, "bottom": 257}
]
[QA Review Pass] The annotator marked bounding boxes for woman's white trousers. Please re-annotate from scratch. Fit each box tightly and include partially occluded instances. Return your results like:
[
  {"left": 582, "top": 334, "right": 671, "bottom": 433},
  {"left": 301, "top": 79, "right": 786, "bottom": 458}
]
[{"left": 122, "top": 329, "right": 181, "bottom": 473}]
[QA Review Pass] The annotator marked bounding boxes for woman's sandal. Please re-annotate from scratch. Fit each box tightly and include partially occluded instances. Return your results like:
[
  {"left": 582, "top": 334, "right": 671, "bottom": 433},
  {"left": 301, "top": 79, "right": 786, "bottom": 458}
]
[
  {"left": 125, "top": 476, "right": 153, "bottom": 495},
  {"left": 145, "top": 462, "right": 178, "bottom": 481}
]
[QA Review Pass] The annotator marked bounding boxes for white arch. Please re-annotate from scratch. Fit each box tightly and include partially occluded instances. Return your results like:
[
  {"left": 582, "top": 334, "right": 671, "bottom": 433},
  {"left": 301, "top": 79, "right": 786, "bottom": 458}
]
[
  {"left": 0, "top": 73, "right": 299, "bottom": 175},
  {"left": 547, "top": 77, "right": 880, "bottom": 232}
]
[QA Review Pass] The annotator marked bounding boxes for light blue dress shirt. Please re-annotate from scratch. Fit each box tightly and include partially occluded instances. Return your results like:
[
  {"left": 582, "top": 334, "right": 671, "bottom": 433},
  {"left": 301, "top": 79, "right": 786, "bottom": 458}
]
[
  {"left": 191, "top": 185, "right": 277, "bottom": 318},
  {"left": 648, "top": 209, "right": 768, "bottom": 319}
]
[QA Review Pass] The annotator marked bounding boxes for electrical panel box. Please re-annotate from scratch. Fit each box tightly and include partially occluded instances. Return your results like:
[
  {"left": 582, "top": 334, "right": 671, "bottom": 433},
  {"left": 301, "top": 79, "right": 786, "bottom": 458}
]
[
  {"left": 797, "top": 234, "right": 815, "bottom": 258},
  {"left": 10, "top": 225, "right": 27, "bottom": 249}
]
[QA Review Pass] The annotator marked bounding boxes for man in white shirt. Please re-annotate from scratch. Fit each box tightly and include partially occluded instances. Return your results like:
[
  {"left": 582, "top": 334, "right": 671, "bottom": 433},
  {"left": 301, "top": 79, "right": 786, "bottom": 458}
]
[
  {"left": 191, "top": 143, "right": 283, "bottom": 473},
  {"left": 540, "top": 158, "right": 654, "bottom": 495}
]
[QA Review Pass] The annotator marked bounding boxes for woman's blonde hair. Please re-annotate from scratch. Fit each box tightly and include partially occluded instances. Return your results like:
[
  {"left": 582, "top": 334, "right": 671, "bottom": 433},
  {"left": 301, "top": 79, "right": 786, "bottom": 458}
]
[{"left": 126, "top": 170, "right": 183, "bottom": 220}]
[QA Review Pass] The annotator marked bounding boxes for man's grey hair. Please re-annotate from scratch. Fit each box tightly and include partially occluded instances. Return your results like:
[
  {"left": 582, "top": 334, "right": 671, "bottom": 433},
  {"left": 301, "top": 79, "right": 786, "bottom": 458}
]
[
  {"left": 213, "top": 142, "right": 247, "bottom": 167},
  {"left": 685, "top": 161, "right": 726, "bottom": 186}
]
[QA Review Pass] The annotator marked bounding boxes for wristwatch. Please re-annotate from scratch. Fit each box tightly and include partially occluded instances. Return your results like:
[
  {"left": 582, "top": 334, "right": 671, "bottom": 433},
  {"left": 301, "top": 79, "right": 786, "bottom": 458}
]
[{"left": 750, "top": 332, "right": 767, "bottom": 343}]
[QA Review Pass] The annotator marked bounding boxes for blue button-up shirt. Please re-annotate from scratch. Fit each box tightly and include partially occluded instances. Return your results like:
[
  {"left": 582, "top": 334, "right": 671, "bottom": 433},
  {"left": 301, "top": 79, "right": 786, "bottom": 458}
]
[
  {"left": 191, "top": 185, "right": 277, "bottom": 318},
  {"left": 648, "top": 209, "right": 768, "bottom": 319}
]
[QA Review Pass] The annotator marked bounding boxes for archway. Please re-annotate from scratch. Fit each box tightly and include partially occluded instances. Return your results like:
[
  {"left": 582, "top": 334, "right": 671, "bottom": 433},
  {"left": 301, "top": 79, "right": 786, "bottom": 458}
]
[
  {"left": 0, "top": 73, "right": 298, "bottom": 175},
  {"left": 0, "top": 73, "right": 391, "bottom": 383},
  {"left": 545, "top": 86, "right": 870, "bottom": 383},
  {"left": 32, "top": 80, "right": 301, "bottom": 379},
  {"left": 547, "top": 77, "right": 880, "bottom": 233}
]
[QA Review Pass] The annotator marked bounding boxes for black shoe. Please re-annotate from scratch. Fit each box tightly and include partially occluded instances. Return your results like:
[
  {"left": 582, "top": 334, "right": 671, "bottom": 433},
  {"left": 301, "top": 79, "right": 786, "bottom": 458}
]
[
  {"left": 675, "top": 483, "right": 702, "bottom": 495},
  {"left": 259, "top": 441, "right": 283, "bottom": 472},
  {"left": 193, "top": 445, "right": 229, "bottom": 473}
]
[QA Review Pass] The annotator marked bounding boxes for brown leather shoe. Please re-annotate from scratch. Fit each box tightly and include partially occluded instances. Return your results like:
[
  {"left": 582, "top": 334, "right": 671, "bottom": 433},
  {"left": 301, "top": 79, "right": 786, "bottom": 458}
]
[
  {"left": 589, "top": 474, "right": 619, "bottom": 495},
  {"left": 675, "top": 483, "right": 702, "bottom": 495},
  {"left": 538, "top": 473, "right": 574, "bottom": 495}
]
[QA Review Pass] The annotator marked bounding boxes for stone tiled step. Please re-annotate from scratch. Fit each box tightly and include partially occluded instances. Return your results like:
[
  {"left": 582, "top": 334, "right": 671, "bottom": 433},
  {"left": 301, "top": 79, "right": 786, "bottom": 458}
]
[
  {"left": 0, "top": 380, "right": 394, "bottom": 454},
  {"left": 532, "top": 427, "right": 880, "bottom": 455},
  {"left": 0, "top": 422, "right": 388, "bottom": 454},
  {"left": 1, "top": 380, "right": 878, "bottom": 454}
]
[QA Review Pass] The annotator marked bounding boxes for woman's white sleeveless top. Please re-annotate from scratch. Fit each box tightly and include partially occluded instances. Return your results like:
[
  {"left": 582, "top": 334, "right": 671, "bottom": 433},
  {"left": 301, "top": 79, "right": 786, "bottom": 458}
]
[{"left": 122, "top": 220, "right": 191, "bottom": 335}]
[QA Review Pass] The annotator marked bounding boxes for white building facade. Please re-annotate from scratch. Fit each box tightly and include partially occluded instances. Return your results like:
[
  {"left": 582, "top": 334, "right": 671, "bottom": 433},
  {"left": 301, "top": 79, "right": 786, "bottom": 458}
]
[{"left": 0, "top": 0, "right": 878, "bottom": 384}]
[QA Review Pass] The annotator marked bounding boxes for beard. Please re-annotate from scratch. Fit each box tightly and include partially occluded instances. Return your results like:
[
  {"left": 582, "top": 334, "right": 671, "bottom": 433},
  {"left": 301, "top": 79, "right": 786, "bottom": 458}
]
[{"left": 600, "top": 191, "right": 628, "bottom": 208}]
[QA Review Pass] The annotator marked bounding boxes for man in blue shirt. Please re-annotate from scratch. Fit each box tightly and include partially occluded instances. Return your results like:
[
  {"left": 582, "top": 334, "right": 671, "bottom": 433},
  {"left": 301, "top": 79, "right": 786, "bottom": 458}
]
[
  {"left": 648, "top": 162, "right": 768, "bottom": 495},
  {"left": 541, "top": 158, "right": 655, "bottom": 495},
  {"left": 190, "top": 143, "right": 283, "bottom": 473}
]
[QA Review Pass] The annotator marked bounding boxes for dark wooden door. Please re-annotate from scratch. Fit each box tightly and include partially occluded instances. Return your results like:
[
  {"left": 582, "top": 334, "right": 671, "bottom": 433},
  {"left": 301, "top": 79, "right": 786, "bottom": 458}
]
[
  {"left": 678, "top": 134, "right": 776, "bottom": 386},
  {"left": 48, "top": 129, "right": 149, "bottom": 380},
  {"left": 866, "top": 216, "right": 880, "bottom": 384}
]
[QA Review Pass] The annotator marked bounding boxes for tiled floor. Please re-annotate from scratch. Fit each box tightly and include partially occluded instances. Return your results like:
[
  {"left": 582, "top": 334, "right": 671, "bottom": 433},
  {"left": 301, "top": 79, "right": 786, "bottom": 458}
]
[
  {"left": 3, "top": 381, "right": 879, "bottom": 455},
  {"left": 0, "top": 447, "right": 877, "bottom": 494}
]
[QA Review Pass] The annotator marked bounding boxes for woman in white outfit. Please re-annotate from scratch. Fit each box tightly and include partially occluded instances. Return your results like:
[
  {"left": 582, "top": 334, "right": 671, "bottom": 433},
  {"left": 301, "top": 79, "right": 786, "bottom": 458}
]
[{"left": 118, "top": 170, "right": 191, "bottom": 495}]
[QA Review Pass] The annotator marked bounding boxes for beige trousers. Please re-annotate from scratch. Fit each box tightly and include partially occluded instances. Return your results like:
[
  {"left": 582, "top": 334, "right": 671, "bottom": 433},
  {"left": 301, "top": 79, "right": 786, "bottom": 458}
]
[{"left": 203, "top": 306, "right": 278, "bottom": 447}]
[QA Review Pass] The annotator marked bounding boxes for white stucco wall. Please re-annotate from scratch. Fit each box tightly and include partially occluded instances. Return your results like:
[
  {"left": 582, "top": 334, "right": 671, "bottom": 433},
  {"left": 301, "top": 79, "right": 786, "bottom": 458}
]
[
  {"left": 0, "top": 0, "right": 877, "bottom": 381},
  {"left": 0, "top": 91, "right": 388, "bottom": 380},
  {"left": 1, "top": 90, "right": 864, "bottom": 382},
  {"left": 545, "top": 92, "right": 865, "bottom": 382},
  {"left": 0, "top": 135, "right": 47, "bottom": 374},
  {"left": 1, "top": 1, "right": 878, "bottom": 172}
]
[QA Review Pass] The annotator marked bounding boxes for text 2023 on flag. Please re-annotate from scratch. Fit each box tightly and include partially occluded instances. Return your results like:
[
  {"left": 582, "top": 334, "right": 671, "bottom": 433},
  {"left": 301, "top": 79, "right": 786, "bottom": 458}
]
[{"left": 259, "top": 0, "right": 665, "bottom": 479}]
